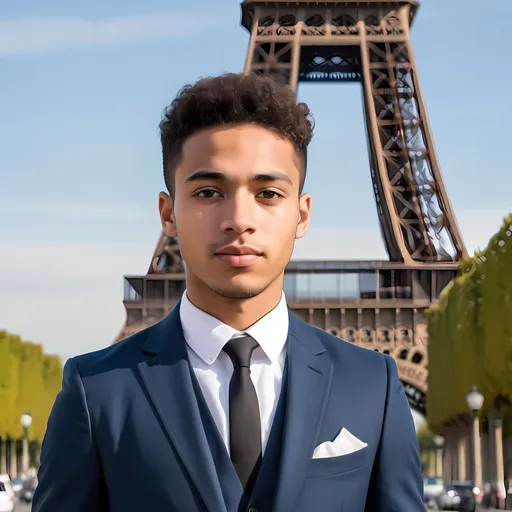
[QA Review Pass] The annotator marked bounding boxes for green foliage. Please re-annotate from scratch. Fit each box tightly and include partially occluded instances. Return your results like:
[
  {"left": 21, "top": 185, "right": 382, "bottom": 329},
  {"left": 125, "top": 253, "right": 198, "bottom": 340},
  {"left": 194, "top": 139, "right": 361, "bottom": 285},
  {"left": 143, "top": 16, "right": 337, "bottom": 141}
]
[
  {"left": 479, "top": 216, "right": 512, "bottom": 398},
  {"left": 0, "top": 330, "right": 63, "bottom": 441},
  {"left": 426, "top": 213, "right": 512, "bottom": 431},
  {"left": 416, "top": 422, "right": 438, "bottom": 472},
  {"left": 417, "top": 422, "right": 435, "bottom": 452}
]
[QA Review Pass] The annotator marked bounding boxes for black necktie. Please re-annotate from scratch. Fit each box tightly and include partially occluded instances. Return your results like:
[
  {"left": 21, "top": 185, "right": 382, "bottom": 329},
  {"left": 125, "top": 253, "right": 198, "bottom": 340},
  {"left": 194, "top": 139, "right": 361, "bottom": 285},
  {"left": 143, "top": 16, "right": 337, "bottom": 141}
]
[{"left": 223, "top": 334, "right": 262, "bottom": 491}]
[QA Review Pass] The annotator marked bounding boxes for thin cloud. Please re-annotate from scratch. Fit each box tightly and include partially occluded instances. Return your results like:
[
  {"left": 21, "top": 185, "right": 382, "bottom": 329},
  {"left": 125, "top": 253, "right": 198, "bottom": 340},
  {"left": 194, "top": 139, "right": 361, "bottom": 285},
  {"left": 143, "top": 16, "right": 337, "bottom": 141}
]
[
  {"left": 0, "top": 201, "right": 154, "bottom": 220},
  {"left": 0, "top": 12, "right": 226, "bottom": 55}
]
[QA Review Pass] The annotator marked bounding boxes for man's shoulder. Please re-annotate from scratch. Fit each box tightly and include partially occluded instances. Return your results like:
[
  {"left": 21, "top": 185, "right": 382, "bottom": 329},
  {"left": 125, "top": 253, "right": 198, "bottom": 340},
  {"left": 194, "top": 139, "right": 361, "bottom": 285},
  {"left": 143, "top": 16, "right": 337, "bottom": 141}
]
[
  {"left": 291, "top": 313, "right": 393, "bottom": 374},
  {"left": 67, "top": 320, "right": 163, "bottom": 378}
]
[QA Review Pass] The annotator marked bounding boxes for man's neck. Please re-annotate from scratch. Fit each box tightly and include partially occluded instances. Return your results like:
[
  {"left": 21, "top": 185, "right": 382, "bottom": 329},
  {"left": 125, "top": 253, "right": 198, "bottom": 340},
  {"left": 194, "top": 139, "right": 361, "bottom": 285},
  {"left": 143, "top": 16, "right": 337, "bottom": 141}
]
[{"left": 185, "top": 276, "right": 284, "bottom": 331}]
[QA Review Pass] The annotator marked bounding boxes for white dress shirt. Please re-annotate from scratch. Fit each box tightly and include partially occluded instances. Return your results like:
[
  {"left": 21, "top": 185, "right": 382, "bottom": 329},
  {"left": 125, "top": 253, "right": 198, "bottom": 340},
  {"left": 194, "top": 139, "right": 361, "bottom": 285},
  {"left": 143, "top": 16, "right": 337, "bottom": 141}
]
[{"left": 179, "top": 290, "right": 289, "bottom": 455}]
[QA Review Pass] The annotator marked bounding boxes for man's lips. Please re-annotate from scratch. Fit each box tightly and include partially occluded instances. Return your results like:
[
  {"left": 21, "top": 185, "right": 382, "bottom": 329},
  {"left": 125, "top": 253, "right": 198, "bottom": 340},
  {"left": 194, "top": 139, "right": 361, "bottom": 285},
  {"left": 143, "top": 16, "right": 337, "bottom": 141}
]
[{"left": 214, "top": 245, "right": 263, "bottom": 267}]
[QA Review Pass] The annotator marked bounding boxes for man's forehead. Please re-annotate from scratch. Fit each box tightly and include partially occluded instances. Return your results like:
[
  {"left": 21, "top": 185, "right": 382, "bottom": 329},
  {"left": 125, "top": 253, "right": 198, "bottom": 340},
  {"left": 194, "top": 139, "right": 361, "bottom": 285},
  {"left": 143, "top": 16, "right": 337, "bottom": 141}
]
[
  {"left": 180, "top": 129, "right": 298, "bottom": 168},
  {"left": 182, "top": 124, "right": 295, "bottom": 152}
]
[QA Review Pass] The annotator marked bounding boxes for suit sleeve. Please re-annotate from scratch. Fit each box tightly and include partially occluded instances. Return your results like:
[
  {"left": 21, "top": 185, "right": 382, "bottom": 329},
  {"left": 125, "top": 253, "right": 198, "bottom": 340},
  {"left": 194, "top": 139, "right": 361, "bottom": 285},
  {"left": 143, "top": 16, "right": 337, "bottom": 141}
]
[
  {"left": 365, "top": 355, "right": 425, "bottom": 511},
  {"left": 32, "top": 357, "right": 106, "bottom": 512}
]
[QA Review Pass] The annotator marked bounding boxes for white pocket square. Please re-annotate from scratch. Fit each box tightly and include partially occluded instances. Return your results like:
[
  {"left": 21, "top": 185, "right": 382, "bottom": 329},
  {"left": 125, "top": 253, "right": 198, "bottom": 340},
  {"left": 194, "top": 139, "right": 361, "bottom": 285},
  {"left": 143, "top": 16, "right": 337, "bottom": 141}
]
[{"left": 312, "top": 428, "right": 368, "bottom": 459}]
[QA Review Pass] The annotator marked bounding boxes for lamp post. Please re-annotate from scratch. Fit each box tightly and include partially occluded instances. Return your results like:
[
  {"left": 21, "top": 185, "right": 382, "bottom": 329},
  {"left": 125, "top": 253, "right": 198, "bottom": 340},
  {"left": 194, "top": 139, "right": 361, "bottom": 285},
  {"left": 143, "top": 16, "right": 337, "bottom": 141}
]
[
  {"left": 433, "top": 435, "right": 445, "bottom": 478},
  {"left": 466, "top": 386, "right": 484, "bottom": 505},
  {"left": 20, "top": 411, "right": 32, "bottom": 476}
]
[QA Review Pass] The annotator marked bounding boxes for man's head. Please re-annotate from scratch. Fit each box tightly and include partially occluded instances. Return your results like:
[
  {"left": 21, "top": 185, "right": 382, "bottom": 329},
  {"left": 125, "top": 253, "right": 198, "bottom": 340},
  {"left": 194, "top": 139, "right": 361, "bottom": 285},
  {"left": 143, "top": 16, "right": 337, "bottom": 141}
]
[{"left": 158, "top": 72, "right": 314, "bottom": 302}]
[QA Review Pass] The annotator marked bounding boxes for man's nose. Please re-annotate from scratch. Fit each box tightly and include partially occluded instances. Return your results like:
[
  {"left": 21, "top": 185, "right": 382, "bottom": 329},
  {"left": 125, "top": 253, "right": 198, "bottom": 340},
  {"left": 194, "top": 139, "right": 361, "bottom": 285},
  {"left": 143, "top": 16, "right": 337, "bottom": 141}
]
[{"left": 219, "top": 194, "right": 257, "bottom": 234}]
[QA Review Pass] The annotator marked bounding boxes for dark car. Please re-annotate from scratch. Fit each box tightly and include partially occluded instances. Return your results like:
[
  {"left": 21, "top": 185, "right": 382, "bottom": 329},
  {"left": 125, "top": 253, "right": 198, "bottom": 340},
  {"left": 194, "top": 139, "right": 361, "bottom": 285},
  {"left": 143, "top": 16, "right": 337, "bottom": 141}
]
[{"left": 436, "top": 481, "right": 476, "bottom": 511}]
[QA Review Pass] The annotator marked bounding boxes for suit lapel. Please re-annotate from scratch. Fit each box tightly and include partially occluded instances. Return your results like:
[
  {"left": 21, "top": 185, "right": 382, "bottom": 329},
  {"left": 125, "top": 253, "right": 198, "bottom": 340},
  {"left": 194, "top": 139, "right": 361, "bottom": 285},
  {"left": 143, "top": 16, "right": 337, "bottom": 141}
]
[
  {"left": 273, "top": 313, "right": 334, "bottom": 512},
  {"left": 137, "top": 305, "right": 226, "bottom": 512}
]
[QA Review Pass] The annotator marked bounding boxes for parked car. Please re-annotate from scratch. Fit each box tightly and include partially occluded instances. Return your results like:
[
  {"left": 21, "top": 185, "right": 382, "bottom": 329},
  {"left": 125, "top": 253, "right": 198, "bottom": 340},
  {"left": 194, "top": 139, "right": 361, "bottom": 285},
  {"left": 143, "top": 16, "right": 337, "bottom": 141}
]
[
  {"left": 19, "top": 476, "right": 37, "bottom": 504},
  {"left": 9, "top": 479, "right": 22, "bottom": 498},
  {"left": 436, "top": 480, "right": 476, "bottom": 511},
  {"left": 0, "top": 474, "right": 15, "bottom": 512},
  {"left": 424, "top": 476, "right": 444, "bottom": 506}
]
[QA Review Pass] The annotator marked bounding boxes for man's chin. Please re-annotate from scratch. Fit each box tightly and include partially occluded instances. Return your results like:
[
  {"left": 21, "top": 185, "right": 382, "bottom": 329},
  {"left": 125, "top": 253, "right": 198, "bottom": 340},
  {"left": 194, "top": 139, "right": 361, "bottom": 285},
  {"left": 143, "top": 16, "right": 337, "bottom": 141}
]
[
  {"left": 208, "top": 274, "right": 272, "bottom": 300},
  {"left": 209, "top": 285, "right": 267, "bottom": 300}
]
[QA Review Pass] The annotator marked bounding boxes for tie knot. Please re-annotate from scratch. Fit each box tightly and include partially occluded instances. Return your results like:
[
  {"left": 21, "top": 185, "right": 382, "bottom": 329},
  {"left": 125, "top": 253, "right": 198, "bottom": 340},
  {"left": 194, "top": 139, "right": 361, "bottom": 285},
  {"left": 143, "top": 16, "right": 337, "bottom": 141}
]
[{"left": 222, "top": 334, "right": 259, "bottom": 368}]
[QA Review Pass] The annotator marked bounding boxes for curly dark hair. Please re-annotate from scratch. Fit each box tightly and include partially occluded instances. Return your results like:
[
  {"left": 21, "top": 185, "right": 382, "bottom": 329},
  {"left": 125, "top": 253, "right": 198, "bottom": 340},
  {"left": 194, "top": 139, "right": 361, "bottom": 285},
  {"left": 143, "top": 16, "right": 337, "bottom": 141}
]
[{"left": 159, "top": 72, "right": 314, "bottom": 196}]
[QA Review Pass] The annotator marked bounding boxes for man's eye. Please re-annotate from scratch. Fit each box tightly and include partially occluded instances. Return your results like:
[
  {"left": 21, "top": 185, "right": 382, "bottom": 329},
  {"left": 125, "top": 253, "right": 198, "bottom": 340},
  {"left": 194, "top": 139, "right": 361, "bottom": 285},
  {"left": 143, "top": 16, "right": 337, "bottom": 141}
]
[
  {"left": 258, "top": 190, "right": 282, "bottom": 199},
  {"left": 196, "top": 189, "right": 221, "bottom": 198}
]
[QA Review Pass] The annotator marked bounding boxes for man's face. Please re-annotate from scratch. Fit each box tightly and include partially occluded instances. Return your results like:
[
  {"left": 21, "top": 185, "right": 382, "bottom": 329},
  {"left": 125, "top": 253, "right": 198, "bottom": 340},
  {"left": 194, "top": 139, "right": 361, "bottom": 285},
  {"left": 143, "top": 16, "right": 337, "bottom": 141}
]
[{"left": 159, "top": 123, "right": 311, "bottom": 299}]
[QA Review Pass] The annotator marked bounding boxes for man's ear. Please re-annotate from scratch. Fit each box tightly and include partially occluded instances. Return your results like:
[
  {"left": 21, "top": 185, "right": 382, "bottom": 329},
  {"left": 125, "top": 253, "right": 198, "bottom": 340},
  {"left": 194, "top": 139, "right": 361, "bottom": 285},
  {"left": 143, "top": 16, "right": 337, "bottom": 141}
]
[
  {"left": 296, "top": 193, "right": 311, "bottom": 240},
  {"left": 158, "top": 191, "right": 177, "bottom": 237}
]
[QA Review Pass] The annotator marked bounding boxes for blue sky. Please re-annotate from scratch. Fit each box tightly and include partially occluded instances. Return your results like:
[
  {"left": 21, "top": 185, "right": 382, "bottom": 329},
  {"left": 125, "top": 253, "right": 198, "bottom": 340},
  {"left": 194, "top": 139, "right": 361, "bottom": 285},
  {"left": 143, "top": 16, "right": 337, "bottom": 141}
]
[{"left": 0, "top": 0, "right": 511, "bottom": 362}]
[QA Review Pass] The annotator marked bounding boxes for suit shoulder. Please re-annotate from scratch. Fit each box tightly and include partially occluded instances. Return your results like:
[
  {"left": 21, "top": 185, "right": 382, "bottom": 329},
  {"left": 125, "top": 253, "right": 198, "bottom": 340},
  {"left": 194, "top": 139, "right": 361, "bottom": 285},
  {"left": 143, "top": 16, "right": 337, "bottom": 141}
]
[
  {"left": 300, "top": 319, "right": 389, "bottom": 370},
  {"left": 69, "top": 323, "right": 153, "bottom": 376}
]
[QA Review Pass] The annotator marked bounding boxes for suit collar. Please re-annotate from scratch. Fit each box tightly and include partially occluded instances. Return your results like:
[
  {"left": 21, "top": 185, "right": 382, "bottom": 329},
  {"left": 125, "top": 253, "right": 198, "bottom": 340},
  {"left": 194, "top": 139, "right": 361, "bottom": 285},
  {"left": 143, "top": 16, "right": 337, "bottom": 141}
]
[
  {"left": 141, "top": 303, "right": 325, "bottom": 355},
  {"left": 179, "top": 293, "right": 237, "bottom": 365},
  {"left": 141, "top": 304, "right": 181, "bottom": 356},
  {"left": 287, "top": 309, "right": 327, "bottom": 355},
  {"left": 145, "top": 293, "right": 290, "bottom": 366},
  {"left": 179, "top": 291, "right": 289, "bottom": 367}
]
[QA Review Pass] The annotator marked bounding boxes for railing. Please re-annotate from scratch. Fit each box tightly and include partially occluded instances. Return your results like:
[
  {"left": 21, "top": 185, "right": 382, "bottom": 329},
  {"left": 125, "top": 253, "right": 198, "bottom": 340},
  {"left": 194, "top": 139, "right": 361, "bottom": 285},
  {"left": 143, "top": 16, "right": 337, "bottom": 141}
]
[
  {"left": 123, "top": 279, "right": 142, "bottom": 302},
  {"left": 123, "top": 276, "right": 186, "bottom": 303}
]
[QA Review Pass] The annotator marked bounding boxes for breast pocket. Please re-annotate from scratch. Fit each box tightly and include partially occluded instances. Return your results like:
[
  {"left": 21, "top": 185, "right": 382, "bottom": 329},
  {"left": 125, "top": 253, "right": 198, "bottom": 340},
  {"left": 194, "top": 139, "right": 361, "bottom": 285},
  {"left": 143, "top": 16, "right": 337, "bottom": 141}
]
[{"left": 306, "top": 446, "right": 368, "bottom": 478}]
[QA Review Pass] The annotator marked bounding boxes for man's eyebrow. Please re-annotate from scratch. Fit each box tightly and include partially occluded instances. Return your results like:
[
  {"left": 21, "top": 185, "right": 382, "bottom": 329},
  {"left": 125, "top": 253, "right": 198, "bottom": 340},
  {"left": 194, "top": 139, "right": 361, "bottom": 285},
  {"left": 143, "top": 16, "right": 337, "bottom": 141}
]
[
  {"left": 253, "top": 172, "right": 293, "bottom": 185},
  {"left": 184, "top": 169, "right": 293, "bottom": 185},
  {"left": 184, "top": 169, "right": 226, "bottom": 183}
]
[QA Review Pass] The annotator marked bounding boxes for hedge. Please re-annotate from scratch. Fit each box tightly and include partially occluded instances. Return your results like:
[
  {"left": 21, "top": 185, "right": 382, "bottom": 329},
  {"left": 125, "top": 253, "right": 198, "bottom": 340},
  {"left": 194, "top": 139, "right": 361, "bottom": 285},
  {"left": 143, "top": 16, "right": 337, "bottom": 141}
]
[
  {"left": 0, "top": 330, "right": 62, "bottom": 441},
  {"left": 426, "top": 213, "right": 512, "bottom": 431}
]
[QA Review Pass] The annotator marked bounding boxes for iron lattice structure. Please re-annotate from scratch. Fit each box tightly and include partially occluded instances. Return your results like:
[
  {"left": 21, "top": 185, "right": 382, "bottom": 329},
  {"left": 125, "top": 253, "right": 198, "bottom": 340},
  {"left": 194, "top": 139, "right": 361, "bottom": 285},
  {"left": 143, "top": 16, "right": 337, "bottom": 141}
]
[{"left": 241, "top": 0, "right": 466, "bottom": 265}]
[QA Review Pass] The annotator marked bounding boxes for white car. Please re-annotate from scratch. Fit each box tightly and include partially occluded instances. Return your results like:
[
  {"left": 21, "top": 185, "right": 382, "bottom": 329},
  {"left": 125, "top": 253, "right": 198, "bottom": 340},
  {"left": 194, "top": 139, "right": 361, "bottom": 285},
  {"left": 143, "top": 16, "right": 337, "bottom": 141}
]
[
  {"left": 0, "top": 474, "right": 15, "bottom": 512},
  {"left": 424, "top": 476, "right": 444, "bottom": 505}
]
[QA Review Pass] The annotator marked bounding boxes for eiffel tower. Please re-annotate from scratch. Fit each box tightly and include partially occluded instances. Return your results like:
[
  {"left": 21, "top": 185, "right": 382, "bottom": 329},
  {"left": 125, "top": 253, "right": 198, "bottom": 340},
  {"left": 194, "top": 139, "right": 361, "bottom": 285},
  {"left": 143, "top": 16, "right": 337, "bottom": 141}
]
[{"left": 115, "top": 0, "right": 466, "bottom": 415}]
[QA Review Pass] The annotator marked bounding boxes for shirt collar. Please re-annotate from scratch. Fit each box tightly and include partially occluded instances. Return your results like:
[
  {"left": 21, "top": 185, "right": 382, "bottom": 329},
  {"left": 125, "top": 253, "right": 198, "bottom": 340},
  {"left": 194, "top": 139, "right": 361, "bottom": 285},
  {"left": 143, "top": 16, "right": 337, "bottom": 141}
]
[{"left": 179, "top": 290, "right": 289, "bottom": 366}]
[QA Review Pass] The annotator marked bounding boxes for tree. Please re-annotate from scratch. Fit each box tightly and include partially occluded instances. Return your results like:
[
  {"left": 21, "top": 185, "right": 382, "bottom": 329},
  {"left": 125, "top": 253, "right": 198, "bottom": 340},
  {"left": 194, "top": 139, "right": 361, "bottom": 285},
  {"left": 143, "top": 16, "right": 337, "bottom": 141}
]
[
  {"left": 427, "top": 213, "right": 512, "bottom": 431},
  {"left": 417, "top": 422, "right": 436, "bottom": 473},
  {"left": 0, "top": 330, "right": 63, "bottom": 441}
]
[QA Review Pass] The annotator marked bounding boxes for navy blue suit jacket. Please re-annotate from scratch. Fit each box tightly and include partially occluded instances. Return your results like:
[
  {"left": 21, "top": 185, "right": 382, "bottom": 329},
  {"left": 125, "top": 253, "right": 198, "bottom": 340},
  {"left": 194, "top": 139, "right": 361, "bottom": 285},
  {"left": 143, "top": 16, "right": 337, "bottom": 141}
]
[{"left": 32, "top": 306, "right": 424, "bottom": 511}]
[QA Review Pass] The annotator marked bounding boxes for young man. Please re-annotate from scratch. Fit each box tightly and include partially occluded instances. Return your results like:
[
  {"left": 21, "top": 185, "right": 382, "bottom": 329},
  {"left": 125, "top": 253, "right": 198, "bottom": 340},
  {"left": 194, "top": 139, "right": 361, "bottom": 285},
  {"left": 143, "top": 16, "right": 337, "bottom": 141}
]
[{"left": 33, "top": 73, "right": 424, "bottom": 511}]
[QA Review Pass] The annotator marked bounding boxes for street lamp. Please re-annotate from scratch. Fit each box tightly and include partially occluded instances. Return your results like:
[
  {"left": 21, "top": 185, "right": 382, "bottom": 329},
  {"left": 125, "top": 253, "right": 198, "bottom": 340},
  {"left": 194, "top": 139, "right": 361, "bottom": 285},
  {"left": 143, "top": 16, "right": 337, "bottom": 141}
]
[
  {"left": 20, "top": 411, "right": 32, "bottom": 476},
  {"left": 433, "top": 436, "right": 445, "bottom": 478},
  {"left": 466, "top": 386, "right": 484, "bottom": 504},
  {"left": 433, "top": 435, "right": 445, "bottom": 448},
  {"left": 466, "top": 386, "right": 485, "bottom": 413}
]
